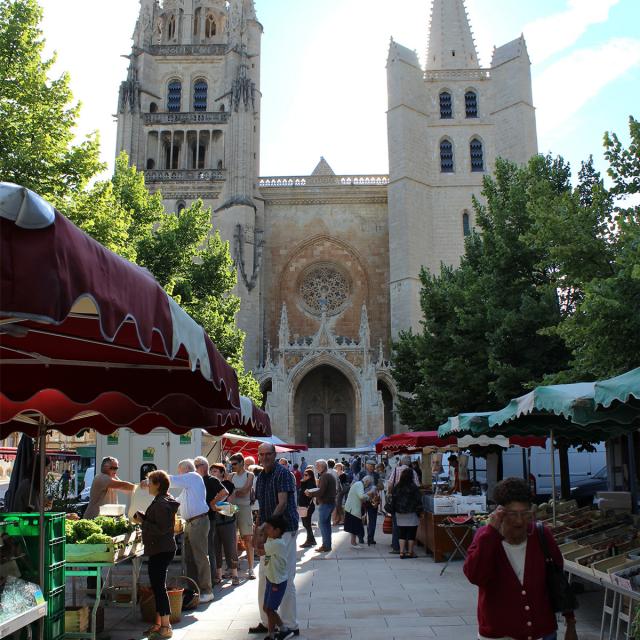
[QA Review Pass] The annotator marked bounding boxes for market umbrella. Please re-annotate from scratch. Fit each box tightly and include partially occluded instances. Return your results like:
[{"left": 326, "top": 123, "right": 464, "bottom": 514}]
[
  {"left": 0, "top": 183, "right": 265, "bottom": 621},
  {"left": 594, "top": 367, "right": 640, "bottom": 409},
  {"left": 376, "top": 430, "right": 545, "bottom": 454}
]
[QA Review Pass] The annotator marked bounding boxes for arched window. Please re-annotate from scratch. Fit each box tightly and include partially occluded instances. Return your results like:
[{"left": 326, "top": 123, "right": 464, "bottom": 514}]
[
  {"left": 167, "top": 80, "right": 181, "bottom": 112},
  {"left": 462, "top": 211, "right": 471, "bottom": 236},
  {"left": 193, "top": 80, "right": 207, "bottom": 111},
  {"left": 176, "top": 201, "right": 186, "bottom": 214},
  {"left": 470, "top": 138, "right": 484, "bottom": 172},
  {"left": 146, "top": 158, "right": 155, "bottom": 170},
  {"left": 149, "top": 102, "right": 158, "bottom": 113},
  {"left": 465, "top": 90, "right": 478, "bottom": 118},
  {"left": 193, "top": 8, "right": 201, "bottom": 35},
  {"left": 168, "top": 15, "right": 176, "bottom": 40},
  {"left": 440, "top": 139, "right": 454, "bottom": 173},
  {"left": 439, "top": 91, "right": 452, "bottom": 119},
  {"left": 219, "top": 104, "right": 225, "bottom": 112},
  {"left": 205, "top": 14, "right": 216, "bottom": 38}
]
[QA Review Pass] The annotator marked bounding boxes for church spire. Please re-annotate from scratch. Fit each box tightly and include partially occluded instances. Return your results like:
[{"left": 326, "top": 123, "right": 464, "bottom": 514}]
[{"left": 426, "top": 0, "right": 479, "bottom": 71}]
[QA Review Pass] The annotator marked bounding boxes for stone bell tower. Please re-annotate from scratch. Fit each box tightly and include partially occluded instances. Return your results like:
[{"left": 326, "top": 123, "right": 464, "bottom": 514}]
[
  {"left": 386, "top": 0, "right": 537, "bottom": 338},
  {"left": 115, "top": 0, "right": 263, "bottom": 367}
]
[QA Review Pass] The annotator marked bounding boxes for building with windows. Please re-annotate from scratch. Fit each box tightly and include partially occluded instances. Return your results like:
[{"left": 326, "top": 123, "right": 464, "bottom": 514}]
[{"left": 115, "top": 0, "right": 537, "bottom": 449}]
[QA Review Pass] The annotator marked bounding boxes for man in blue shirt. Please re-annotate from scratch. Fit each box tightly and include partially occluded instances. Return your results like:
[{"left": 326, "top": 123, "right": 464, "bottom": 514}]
[{"left": 250, "top": 443, "right": 299, "bottom": 638}]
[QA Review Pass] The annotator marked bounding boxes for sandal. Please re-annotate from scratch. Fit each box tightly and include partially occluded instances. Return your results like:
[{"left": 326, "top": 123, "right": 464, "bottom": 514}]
[
  {"left": 406, "top": 553, "right": 417, "bottom": 558},
  {"left": 152, "top": 626, "right": 173, "bottom": 639},
  {"left": 213, "top": 577, "right": 222, "bottom": 585},
  {"left": 145, "top": 624, "right": 161, "bottom": 636},
  {"left": 231, "top": 576, "right": 240, "bottom": 586}
]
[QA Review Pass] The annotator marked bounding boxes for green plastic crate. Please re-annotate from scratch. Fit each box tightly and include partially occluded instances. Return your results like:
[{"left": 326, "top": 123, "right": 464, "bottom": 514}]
[
  {"left": 44, "top": 611, "right": 64, "bottom": 640},
  {"left": 0, "top": 512, "right": 65, "bottom": 540},
  {"left": 46, "top": 585, "right": 65, "bottom": 618},
  {"left": 46, "top": 537, "right": 65, "bottom": 566},
  {"left": 44, "top": 561, "right": 65, "bottom": 594}
]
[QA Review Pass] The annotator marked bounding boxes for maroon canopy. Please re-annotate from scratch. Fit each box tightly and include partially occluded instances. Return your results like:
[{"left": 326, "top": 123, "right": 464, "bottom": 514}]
[
  {"left": 376, "top": 431, "right": 545, "bottom": 454},
  {"left": 0, "top": 185, "right": 269, "bottom": 437}
]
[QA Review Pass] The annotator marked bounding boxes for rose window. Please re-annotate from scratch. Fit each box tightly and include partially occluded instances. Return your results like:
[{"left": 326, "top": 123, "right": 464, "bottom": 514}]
[{"left": 299, "top": 264, "right": 350, "bottom": 316}]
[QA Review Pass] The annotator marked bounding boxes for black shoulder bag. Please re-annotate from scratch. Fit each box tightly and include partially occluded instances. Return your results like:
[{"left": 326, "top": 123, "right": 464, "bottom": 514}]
[{"left": 536, "top": 521, "right": 578, "bottom": 613}]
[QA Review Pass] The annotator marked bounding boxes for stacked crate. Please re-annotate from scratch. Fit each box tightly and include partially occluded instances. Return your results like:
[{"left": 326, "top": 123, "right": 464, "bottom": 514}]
[{"left": 0, "top": 513, "right": 66, "bottom": 640}]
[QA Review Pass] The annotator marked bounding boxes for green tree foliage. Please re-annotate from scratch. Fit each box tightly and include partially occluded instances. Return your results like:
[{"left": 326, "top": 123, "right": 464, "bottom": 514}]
[
  {"left": 66, "top": 154, "right": 261, "bottom": 402},
  {"left": 0, "top": 0, "right": 102, "bottom": 199},
  {"left": 551, "top": 117, "right": 640, "bottom": 379}
]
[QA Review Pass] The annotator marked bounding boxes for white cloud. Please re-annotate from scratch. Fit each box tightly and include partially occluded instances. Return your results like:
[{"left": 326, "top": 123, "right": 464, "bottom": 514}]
[
  {"left": 523, "top": 0, "right": 621, "bottom": 65},
  {"left": 535, "top": 38, "right": 640, "bottom": 140}
]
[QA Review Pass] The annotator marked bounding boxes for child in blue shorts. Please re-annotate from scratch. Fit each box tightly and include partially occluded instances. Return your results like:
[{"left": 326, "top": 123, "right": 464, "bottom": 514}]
[{"left": 262, "top": 514, "right": 292, "bottom": 640}]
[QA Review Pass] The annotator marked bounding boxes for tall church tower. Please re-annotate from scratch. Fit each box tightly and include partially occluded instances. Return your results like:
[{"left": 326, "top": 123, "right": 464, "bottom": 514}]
[
  {"left": 115, "top": 0, "right": 264, "bottom": 367},
  {"left": 386, "top": 0, "right": 537, "bottom": 337}
]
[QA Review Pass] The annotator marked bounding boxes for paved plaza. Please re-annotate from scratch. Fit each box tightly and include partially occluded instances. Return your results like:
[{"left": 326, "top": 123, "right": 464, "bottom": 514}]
[{"left": 102, "top": 522, "right": 604, "bottom": 640}]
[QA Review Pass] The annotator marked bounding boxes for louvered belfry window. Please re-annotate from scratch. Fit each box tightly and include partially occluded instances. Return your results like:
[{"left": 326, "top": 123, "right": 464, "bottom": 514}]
[
  {"left": 440, "top": 139, "right": 454, "bottom": 173},
  {"left": 193, "top": 80, "right": 207, "bottom": 111},
  {"left": 463, "top": 211, "right": 471, "bottom": 236},
  {"left": 439, "top": 91, "right": 452, "bottom": 119},
  {"left": 465, "top": 91, "right": 478, "bottom": 118},
  {"left": 470, "top": 138, "right": 484, "bottom": 172},
  {"left": 167, "top": 81, "right": 181, "bottom": 112}
]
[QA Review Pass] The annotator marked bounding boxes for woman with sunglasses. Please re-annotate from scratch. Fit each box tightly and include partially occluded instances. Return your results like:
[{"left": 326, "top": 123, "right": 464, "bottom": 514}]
[
  {"left": 229, "top": 453, "right": 256, "bottom": 579},
  {"left": 464, "top": 477, "right": 577, "bottom": 640},
  {"left": 298, "top": 466, "right": 317, "bottom": 548}
]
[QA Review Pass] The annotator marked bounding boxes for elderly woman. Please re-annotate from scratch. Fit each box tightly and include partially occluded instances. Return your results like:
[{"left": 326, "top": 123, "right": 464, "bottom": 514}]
[
  {"left": 464, "top": 477, "right": 577, "bottom": 640},
  {"left": 391, "top": 468, "right": 423, "bottom": 558},
  {"left": 344, "top": 475, "right": 373, "bottom": 549}
]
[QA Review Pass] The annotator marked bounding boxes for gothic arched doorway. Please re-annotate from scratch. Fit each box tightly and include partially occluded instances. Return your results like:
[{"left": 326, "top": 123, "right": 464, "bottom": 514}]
[
  {"left": 377, "top": 379, "right": 394, "bottom": 436},
  {"left": 294, "top": 365, "right": 355, "bottom": 448}
]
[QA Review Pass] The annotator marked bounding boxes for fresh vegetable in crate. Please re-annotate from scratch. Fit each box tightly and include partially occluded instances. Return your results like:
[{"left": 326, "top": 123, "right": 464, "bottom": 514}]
[
  {"left": 68, "top": 519, "right": 102, "bottom": 542},
  {"left": 82, "top": 533, "right": 114, "bottom": 545},
  {"left": 93, "top": 516, "right": 135, "bottom": 537}
]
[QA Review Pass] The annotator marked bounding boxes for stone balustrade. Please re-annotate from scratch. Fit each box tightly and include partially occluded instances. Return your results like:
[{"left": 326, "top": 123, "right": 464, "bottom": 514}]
[
  {"left": 143, "top": 112, "right": 230, "bottom": 125},
  {"left": 424, "top": 69, "right": 490, "bottom": 81},
  {"left": 144, "top": 169, "right": 225, "bottom": 182},
  {"left": 147, "top": 44, "right": 227, "bottom": 57},
  {"left": 258, "top": 175, "right": 389, "bottom": 188}
]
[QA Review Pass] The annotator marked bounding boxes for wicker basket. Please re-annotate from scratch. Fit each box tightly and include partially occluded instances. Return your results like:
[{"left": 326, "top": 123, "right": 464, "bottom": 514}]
[{"left": 140, "top": 576, "right": 198, "bottom": 624}]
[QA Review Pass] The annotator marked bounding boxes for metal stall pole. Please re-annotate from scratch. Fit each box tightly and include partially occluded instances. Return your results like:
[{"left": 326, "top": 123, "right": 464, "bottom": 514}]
[
  {"left": 38, "top": 420, "right": 47, "bottom": 640},
  {"left": 627, "top": 432, "right": 638, "bottom": 515},
  {"left": 550, "top": 429, "right": 556, "bottom": 526}
]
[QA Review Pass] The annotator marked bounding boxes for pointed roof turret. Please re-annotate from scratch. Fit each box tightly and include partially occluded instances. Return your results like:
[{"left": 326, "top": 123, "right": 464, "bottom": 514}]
[
  {"left": 426, "top": 0, "right": 479, "bottom": 71},
  {"left": 311, "top": 157, "right": 335, "bottom": 176}
]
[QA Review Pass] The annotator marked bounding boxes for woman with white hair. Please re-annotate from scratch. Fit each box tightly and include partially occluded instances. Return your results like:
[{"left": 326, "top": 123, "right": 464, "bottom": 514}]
[{"left": 344, "top": 476, "right": 373, "bottom": 549}]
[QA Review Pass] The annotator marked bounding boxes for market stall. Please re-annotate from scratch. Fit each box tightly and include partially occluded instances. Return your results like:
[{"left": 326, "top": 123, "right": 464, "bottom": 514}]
[
  {"left": 377, "top": 431, "right": 545, "bottom": 562},
  {"left": 0, "top": 183, "right": 267, "bottom": 638}
]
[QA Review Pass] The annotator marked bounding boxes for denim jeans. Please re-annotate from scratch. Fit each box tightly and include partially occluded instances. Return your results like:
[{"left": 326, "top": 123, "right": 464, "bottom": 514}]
[{"left": 318, "top": 503, "right": 333, "bottom": 550}]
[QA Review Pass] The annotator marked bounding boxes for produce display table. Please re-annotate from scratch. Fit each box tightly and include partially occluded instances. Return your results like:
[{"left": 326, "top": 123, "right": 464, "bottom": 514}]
[
  {"left": 420, "top": 512, "right": 475, "bottom": 562},
  {"left": 65, "top": 548, "right": 144, "bottom": 640},
  {"left": 437, "top": 519, "right": 477, "bottom": 576},
  {"left": 0, "top": 602, "right": 47, "bottom": 639}
]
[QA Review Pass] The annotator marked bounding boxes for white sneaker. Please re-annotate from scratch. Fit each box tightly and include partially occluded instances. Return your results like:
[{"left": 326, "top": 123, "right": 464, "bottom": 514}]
[
  {"left": 350, "top": 543, "right": 362, "bottom": 549},
  {"left": 200, "top": 591, "right": 214, "bottom": 603}
]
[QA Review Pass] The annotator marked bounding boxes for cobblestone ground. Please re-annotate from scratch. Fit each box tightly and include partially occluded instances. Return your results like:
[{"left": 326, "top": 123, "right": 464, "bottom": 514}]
[{"left": 96, "top": 522, "right": 604, "bottom": 640}]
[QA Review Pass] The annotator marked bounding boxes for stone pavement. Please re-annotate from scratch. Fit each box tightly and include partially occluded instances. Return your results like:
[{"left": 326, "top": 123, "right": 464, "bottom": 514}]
[{"left": 102, "top": 522, "right": 604, "bottom": 640}]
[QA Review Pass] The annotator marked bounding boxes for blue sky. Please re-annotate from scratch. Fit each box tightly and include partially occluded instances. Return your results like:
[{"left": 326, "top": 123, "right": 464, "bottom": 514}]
[{"left": 40, "top": 0, "right": 639, "bottom": 183}]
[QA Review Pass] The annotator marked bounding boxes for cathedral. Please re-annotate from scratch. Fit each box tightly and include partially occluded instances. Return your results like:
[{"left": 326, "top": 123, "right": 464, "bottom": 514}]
[{"left": 115, "top": 0, "right": 538, "bottom": 450}]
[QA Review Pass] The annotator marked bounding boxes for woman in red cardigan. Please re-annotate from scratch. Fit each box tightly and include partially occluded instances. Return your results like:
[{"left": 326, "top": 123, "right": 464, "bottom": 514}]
[{"left": 464, "top": 478, "right": 577, "bottom": 640}]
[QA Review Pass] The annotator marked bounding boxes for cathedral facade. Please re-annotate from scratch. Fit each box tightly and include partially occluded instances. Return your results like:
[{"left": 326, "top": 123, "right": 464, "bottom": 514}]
[{"left": 115, "top": 0, "right": 538, "bottom": 448}]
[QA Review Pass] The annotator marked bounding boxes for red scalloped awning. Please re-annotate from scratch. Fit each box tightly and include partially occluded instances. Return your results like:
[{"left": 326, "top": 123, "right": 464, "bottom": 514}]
[
  {"left": 375, "top": 431, "right": 545, "bottom": 453},
  {"left": 0, "top": 196, "right": 270, "bottom": 437}
]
